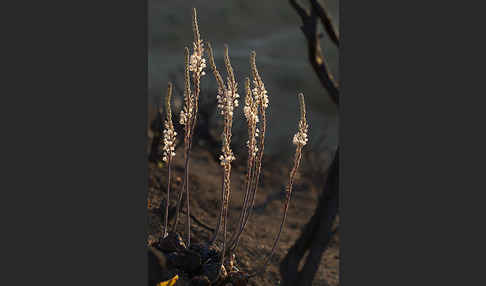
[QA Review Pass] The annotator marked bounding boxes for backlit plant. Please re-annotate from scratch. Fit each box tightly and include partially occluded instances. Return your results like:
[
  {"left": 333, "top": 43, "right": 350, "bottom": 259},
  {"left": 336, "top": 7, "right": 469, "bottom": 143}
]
[{"left": 158, "top": 8, "right": 309, "bottom": 284}]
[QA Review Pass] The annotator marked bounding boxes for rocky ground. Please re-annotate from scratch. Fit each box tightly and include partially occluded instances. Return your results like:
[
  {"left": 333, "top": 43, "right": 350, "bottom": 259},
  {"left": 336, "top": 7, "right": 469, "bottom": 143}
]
[{"left": 147, "top": 146, "right": 339, "bottom": 286}]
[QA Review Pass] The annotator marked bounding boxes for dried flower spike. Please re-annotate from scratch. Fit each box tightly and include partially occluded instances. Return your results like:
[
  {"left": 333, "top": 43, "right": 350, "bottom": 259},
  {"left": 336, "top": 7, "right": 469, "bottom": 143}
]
[
  {"left": 189, "top": 8, "right": 207, "bottom": 77},
  {"left": 179, "top": 47, "right": 193, "bottom": 126},
  {"left": 243, "top": 77, "right": 260, "bottom": 158},
  {"left": 250, "top": 51, "right": 269, "bottom": 109},
  {"left": 206, "top": 42, "right": 240, "bottom": 281},
  {"left": 161, "top": 82, "right": 176, "bottom": 238},
  {"left": 292, "top": 93, "right": 308, "bottom": 146},
  {"left": 226, "top": 52, "right": 270, "bottom": 256},
  {"left": 162, "top": 83, "right": 177, "bottom": 162},
  {"left": 173, "top": 8, "right": 207, "bottom": 248},
  {"left": 249, "top": 93, "right": 308, "bottom": 278}
]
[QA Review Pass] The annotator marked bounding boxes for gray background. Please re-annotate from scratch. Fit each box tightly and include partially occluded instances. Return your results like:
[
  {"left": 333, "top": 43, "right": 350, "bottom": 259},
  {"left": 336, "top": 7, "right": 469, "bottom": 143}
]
[{"left": 149, "top": 0, "right": 339, "bottom": 158}]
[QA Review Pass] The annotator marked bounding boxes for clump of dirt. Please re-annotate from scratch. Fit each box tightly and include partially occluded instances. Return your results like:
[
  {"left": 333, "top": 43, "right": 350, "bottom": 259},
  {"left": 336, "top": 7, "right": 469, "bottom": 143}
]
[
  {"left": 148, "top": 146, "right": 339, "bottom": 286},
  {"left": 149, "top": 231, "right": 250, "bottom": 286}
]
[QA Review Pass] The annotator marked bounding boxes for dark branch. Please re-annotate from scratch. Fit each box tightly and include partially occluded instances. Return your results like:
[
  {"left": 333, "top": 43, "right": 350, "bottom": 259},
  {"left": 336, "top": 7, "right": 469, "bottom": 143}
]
[
  {"left": 289, "top": 0, "right": 309, "bottom": 20},
  {"left": 289, "top": 0, "right": 340, "bottom": 105},
  {"left": 310, "top": 0, "right": 340, "bottom": 46},
  {"left": 281, "top": 2, "right": 341, "bottom": 284}
]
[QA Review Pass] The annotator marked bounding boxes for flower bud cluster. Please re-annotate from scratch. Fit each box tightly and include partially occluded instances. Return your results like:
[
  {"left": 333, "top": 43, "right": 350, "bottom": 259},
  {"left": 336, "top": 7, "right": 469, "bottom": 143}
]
[
  {"left": 189, "top": 41, "right": 207, "bottom": 76},
  {"left": 217, "top": 89, "right": 239, "bottom": 117},
  {"left": 252, "top": 80, "right": 269, "bottom": 109},
  {"left": 292, "top": 93, "right": 308, "bottom": 146},
  {"left": 244, "top": 90, "right": 260, "bottom": 157},
  {"left": 179, "top": 106, "right": 193, "bottom": 125},
  {"left": 219, "top": 152, "right": 236, "bottom": 167},
  {"left": 292, "top": 128, "right": 308, "bottom": 146},
  {"left": 162, "top": 120, "right": 177, "bottom": 162}
]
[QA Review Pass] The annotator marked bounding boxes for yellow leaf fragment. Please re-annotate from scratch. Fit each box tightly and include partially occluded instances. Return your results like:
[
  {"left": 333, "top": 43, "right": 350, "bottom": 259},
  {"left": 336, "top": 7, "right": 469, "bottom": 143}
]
[{"left": 156, "top": 274, "right": 179, "bottom": 286}]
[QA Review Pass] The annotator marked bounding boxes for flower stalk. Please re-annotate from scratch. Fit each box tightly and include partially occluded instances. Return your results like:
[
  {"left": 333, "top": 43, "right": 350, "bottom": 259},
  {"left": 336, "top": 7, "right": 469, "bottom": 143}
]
[
  {"left": 161, "top": 82, "right": 176, "bottom": 238},
  {"left": 228, "top": 51, "right": 269, "bottom": 254},
  {"left": 172, "top": 8, "right": 207, "bottom": 248},
  {"left": 249, "top": 93, "right": 308, "bottom": 277}
]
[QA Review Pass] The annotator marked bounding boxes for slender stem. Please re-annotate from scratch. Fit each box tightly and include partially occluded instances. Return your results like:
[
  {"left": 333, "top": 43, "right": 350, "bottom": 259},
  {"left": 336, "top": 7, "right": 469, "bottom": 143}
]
[
  {"left": 185, "top": 150, "right": 191, "bottom": 247},
  {"left": 221, "top": 186, "right": 229, "bottom": 273},
  {"left": 227, "top": 157, "right": 254, "bottom": 252},
  {"left": 171, "top": 75, "right": 198, "bottom": 246},
  {"left": 163, "top": 157, "right": 172, "bottom": 238},
  {"left": 172, "top": 139, "right": 190, "bottom": 232},
  {"left": 214, "top": 164, "right": 231, "bottom": 283},
  {"left": 229, "top": 106, "right": 266, "bottom": 253},
  {"left": 249, "top": 147, "right": 302, "bottom": 278},
  {"left": 228, "top": 157, "right": 254, "bottom": 249},
  {"left": 184, "top": 76, "right": 200, "bottom": 247},
  {"left": 210, "top": 171, "right": 225, "bottom": 244}
]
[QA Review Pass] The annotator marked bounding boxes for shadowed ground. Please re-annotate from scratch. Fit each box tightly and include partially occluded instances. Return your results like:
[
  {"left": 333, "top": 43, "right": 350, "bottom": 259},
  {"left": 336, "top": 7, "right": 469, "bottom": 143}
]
[{"left": 148, "top": 147, "right": 339, "bottom": 286}]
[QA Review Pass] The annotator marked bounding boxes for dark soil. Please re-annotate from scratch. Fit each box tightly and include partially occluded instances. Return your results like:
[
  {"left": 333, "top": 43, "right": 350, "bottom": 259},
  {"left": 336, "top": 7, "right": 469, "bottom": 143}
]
[{"left": 148, "top": 147, "right": 339, "bottom": 286}]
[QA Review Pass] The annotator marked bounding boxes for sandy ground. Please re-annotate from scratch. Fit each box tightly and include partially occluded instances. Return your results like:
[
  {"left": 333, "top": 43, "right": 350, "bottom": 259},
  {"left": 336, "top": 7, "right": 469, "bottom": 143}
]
[{"left": 148, "top": 146, "right": 339, "bottom": 286}]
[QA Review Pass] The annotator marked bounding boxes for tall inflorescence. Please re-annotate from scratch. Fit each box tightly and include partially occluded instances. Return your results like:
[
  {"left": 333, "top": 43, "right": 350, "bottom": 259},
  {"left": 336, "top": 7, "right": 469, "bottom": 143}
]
[
  {"left": 250, "top": 93, "right": 308, "bottom": 278},
  {"left": 243, "top": 77, "right": 259, "bottom": 158},
  {"left": 246, "top": 51, "right": 269, "bottom": 221},
  {"left": 207, "top": 41, "right": 239, "bottom": 279},
  {"left": 159, "top": 8, "right": 310, "bottom": 282},
  {"left": 162, "top": 83, "right": 177, "bottom": 163},
  {"left": 179, "top": 48, "right": 193, "bottom": 127},
  {"left": 219, "top": 45, "right": 239, "bottom": 273},
  {"left": 207, "top": 42, "right": 225, "bottom": 244},
  {"left": 161, "top": 82, "right": 176, "bottom": 238},
  {"left": 293, "top": 93, "right": 308, "bottom": 147},
  {"left": 228, "top": 51, "right": 269, "bottom": 255},
  {"left": 173, "top": 8, "right": 207, "bottom": 247},
  {"left": 218, "top": 45, "right": 239, "bottom": 167}
]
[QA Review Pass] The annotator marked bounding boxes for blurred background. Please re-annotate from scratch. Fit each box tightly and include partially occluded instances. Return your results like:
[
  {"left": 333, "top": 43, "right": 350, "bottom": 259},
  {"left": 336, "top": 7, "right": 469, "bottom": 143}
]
[{"left": 148, "top": 0, "right": 339, "bottom": 164}]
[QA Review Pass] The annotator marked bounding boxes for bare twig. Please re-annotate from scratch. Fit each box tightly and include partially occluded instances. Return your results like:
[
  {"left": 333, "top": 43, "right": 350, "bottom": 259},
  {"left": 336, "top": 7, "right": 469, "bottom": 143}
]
[
  {"left": 289, "top": 0, "right": 339, "bottom": 105},
  {"left": 310, "top": 0, "right": 340, "bottom": 46}
]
